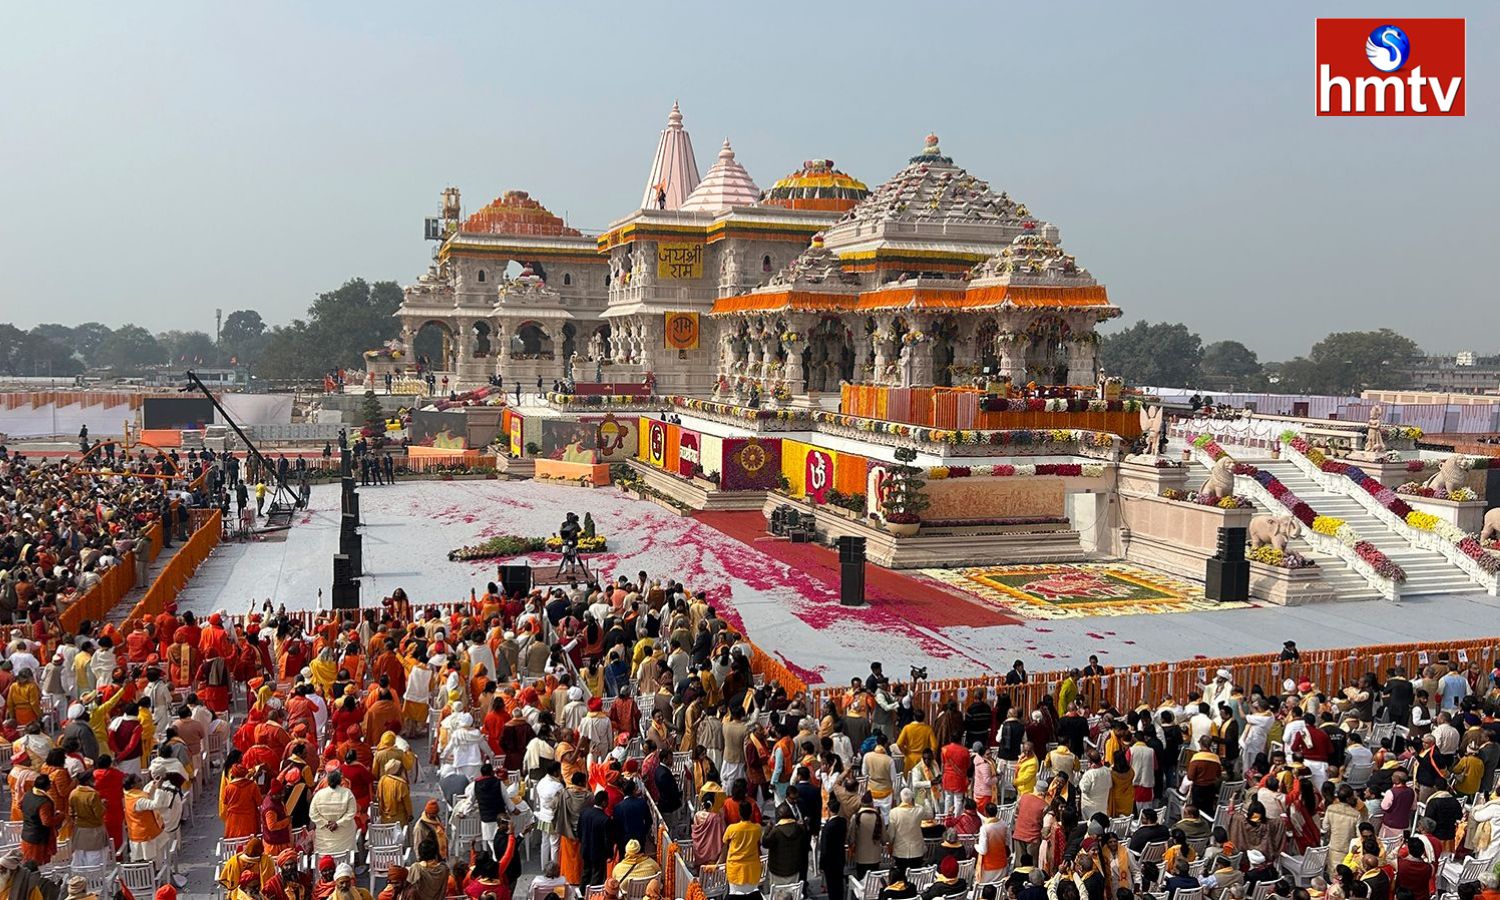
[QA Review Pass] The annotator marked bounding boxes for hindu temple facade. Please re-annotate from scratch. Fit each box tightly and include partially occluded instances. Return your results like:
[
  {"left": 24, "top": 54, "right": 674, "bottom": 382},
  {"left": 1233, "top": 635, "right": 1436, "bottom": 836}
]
[{"left": 392, "top": 105, "right": 1115, "bottom": 397}]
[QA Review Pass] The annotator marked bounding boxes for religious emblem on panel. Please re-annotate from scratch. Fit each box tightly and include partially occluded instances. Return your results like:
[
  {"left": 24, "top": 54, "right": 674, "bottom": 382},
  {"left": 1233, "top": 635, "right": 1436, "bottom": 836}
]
[{"left": 805, "top": 450, "right": 833, "bottom": 503}]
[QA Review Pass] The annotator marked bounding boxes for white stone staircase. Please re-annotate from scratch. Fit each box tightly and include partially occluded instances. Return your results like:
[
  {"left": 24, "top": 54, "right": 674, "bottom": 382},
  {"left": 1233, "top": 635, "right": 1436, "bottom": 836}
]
[{"left": 1189, "top": 458, "right": 1478, "bottom": 599}]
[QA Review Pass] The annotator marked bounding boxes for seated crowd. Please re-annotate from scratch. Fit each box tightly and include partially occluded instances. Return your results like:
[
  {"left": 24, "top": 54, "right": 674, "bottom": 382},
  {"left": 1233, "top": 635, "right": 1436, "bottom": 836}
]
[{"left": 0, "top": 554, "right": 1494, "bottom": 900}]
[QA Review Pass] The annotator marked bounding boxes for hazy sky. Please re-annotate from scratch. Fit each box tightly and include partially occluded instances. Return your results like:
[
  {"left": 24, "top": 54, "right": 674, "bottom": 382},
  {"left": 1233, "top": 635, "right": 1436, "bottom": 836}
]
[{"left": 1, "top": 3, "right": 1494, "bottom": 361}]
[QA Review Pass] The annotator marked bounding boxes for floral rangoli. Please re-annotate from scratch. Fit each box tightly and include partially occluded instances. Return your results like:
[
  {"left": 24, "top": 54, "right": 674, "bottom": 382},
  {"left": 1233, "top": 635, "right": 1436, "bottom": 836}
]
[{"left": 922, "top": 562, "right": 1252, "bottom": 619}]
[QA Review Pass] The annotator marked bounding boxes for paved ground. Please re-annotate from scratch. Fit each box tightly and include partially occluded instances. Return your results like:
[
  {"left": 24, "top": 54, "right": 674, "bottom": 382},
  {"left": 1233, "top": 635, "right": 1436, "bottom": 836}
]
[{"left": 175, "top": 480, "right": 1500, "bottom": 685}]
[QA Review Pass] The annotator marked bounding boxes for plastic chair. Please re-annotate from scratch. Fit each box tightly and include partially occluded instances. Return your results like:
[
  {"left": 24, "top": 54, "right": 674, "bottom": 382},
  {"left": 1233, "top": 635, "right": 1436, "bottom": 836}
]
[
  {"left": 907, "top": 866, "right": 937, "bottom": 893},
  {"left": 700, "top": 863, "right": 729, "bottom": 900},
  {"left": 367, "top": 822, "right": 404, "bottom": 850},
  {"left": 119, "top": 862, "right": 158, "bottom": 895},
  {"left": 770, "top": 884, "right": 804, "bottom": 900},
  {"left": 848, "top": 869, "right": 889, "bottom": 900},
  {"left": 368, "top": 845, "right": 406, "bottom": 895},
  {"left": 1279, "top": 846, "right": 1329, "bottom": 887}
]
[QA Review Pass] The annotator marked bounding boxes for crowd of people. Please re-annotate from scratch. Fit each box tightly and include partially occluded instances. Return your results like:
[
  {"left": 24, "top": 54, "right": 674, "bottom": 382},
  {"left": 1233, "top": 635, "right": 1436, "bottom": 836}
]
[
  {"left": 169, "top": 577, "right": 1499, "bottom": 900},
  {"left": 0, "top": 445, "right": 181, "bottom": 625},
  {"left": 5, "top": 490, "right": 1500, "bottom": 900}
]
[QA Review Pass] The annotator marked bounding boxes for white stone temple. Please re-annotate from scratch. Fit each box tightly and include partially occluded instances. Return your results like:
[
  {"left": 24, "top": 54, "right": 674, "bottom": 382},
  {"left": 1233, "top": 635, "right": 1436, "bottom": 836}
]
[{"left": 393, "top": 106, "right": 1117, "bottom": 396}]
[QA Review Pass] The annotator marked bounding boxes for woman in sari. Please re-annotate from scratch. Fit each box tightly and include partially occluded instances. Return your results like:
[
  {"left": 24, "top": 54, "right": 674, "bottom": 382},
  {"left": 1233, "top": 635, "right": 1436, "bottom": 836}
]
[
  {"left": 1287, "top": 772, "right": 1324, "bottom": 853},
  {"left": 1228, "top": 798, "right": 1286, "bottom": 862},
  {"left": 1107, "top": 751, "right": 1135, "bottom": 817}
]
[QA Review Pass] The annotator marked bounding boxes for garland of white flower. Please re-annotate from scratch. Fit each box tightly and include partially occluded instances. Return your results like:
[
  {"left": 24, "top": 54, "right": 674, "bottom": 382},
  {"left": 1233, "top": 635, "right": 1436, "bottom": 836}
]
[
  {"left": 926, "top": 463, "right": 1106, "bottom": 479},
  {"left": 1191, "top": 447, "right": 1401, "bottom": 602},
  {"left": 1279, "top": 440, "right": 1499, "bottom": 595}
]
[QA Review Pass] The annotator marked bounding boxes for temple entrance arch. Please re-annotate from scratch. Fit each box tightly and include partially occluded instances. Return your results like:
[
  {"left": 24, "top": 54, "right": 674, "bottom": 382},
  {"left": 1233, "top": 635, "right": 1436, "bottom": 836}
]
[
  {"left": 412, "top": 319, "right": 456, "bottom": 372},
  {"left": 471, "top": 321, "right": 493, "bottom": 358},
  {"left": 512, "top": 321, "right": 554, "bottom": 358},
  {"left": 805, "top": 316, "right": 853, "bottom": 392},
  {"left": 588, "top": 323, "right": 613, "bottom": 361},
  {"left": 1025, "top": 314, "right": 1072, "bottom": 385}
]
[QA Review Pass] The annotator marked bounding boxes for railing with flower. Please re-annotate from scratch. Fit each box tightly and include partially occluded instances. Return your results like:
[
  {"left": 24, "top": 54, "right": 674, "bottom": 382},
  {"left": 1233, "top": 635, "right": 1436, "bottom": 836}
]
[
  {"left": 980, "top": 396, "right": 1143, "bottom": 413},
  {"left": 1189, "top": 434, "right": 1405, "bottom": 600},
  {"left": 929, "top": 462, "right": 1107, "bottom": 479},
  {"left": 546, "top": 391, "right": 661, "bottom": 408},
  {"left": 813, "top": 411, "right": 1120, "bottom": 455},
  {"left": 1159, "top": 488, "right": 1254, "bottom": 510},
  {"left": 1279, "top": 433, "right": 1499, "bottom": 593}
]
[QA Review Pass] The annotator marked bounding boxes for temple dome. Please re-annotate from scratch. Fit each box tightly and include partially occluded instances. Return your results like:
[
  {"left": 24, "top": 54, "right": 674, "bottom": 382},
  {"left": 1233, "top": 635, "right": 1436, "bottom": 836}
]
[
  {"left": 680, "top": 140, "right": 761, "bottom": 212},
  {"left": 459, "top": 190, "right": 581, "bottom": 237},
  {"left": 843, "top": 133, "right": 1028, "bottom": 227},
  {"left": 762, "top": 159, "right": 869, "bottom": 212},
  {"left": 640, "top": 100, "right": 702, "bottom": 211}
]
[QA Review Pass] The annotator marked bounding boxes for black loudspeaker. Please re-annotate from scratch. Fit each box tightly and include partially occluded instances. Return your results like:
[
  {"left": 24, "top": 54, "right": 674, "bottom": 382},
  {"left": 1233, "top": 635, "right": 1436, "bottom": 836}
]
[
  {"left": 499, "top": 564, "right": 532, "bottom": 597},
  {"left": 837, "top": 536, "right": 867, "bottom": 606},
  {"left": 1204, "top": 557, "right": 1250, "bottom": 602},
  {"left": 840, "top": 561, "right": 866, "bottom": 606},
  {"left": 837, "top": 536, "right": 867, "bottom": 563},
  {"left": 340, "top": 449, "right": 352, "bottom": 479},
  {"left": 339, "top": 524, "right": 362, "bottom": 575},
  {"left": 331, "top": 581, "right": 360, "bottom": 609},
  {"left": 1217, "top": 526, "right": 1247, "bottom": 562},
  {"left": 331, "top": 553, "right": 360, "bottom": 609},
  {"left": 1486, "top": 468, "right": 1500, "bottom": 515}
]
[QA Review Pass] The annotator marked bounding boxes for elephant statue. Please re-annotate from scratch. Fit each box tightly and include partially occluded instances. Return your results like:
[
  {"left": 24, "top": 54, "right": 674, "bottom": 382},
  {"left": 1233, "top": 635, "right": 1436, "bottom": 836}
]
[
  {"left": 1424, "top": 456, "right": 1468, "bottom": 494},
  {"left": 1202, "top": 457, "right": 1236, "bottom": 500},
  {"left": 1249, "top": 515, "right": 1299, "bottom": 552},
  {"left": 1481, "top": 508, "right": 1500, "bottom": 544}
]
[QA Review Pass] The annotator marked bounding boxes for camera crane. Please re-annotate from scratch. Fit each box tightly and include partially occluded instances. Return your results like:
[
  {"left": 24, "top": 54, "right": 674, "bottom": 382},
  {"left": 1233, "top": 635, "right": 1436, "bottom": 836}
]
[{"left": 183, "top": 370, "right": 299, "bottom": 527}]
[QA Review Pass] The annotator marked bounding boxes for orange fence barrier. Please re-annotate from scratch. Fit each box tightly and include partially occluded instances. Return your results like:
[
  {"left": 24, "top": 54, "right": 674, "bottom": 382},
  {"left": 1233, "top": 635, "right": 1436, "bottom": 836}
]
[
  {"left": 123, "top": 510, "right": 222, "bottom": 628},
  {"left": 751, "top": 643, "right": 809, "bottom": 697},
  {"left": 806, "top": 638, "right": 1498, "bottom": 717},
  {"left": 405, "top": 446, "right": 485, "bottom": 472},
  {"left": 60, "top": 551, "right": 137, "bottom": 633},
  {"left": 841, "top": 384, "right": 1143, "bottom": 438}
]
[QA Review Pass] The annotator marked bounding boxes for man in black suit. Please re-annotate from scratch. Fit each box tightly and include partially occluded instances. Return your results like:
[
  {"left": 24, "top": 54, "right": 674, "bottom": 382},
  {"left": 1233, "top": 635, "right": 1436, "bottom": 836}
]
[{"left": 819, "top": 799, "right": 848, "bottom": 900}]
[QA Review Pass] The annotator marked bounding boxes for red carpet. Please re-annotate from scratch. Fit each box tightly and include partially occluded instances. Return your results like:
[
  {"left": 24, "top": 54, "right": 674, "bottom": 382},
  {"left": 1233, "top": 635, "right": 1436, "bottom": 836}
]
[{"left": 693, "top": 510, "right": 1022, "bottom": 628}]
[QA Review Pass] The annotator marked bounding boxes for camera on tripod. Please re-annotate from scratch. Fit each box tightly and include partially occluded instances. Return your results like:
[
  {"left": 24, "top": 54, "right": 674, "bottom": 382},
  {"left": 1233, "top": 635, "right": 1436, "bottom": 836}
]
[{"left": 909, "top": 665, "right": 928, "bottom": 681}]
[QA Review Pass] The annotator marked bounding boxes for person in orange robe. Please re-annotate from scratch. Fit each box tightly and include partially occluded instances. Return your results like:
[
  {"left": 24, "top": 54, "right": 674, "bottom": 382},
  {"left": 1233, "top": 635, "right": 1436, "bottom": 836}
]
[
  {"left": 153, "top": 604, "right": 180, "bottom": 660},
  {"left": 220, "top": 764, "right": 264, "bottom": 839},
  {"left": 93, "top": 756, "right": 126, "bottom": 849},
  {"left": 362, "top": 691, "right": 402, "bottom": 746},
  {"left": 371, "top": 649, "right": 406, "bottom": 699},
  {"left": 124, "top": 623, "right": 155, "bottom": 665},
  {"left": 199, "top": 613, "right": 233, "bottom": 660}
]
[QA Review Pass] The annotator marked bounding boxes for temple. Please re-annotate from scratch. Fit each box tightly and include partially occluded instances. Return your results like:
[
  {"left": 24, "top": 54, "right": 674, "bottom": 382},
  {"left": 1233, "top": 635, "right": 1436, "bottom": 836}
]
[{"left": 393, "top": 105, "right": 1114, "bottom": 398}]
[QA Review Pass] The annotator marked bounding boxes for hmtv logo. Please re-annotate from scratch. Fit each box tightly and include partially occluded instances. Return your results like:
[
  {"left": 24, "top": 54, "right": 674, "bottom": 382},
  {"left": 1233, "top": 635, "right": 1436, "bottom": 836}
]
[{"left": 1316, "top": 19, "right": 1465, "bottom": 116}]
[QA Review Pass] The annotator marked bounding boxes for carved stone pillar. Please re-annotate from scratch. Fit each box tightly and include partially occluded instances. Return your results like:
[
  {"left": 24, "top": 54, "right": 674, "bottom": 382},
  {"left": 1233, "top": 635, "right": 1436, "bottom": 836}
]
[
  {"left": 997, "top": 331, "right": 1026, "bottom": 383},
  {"left": 852, "top": 327, "right": 871, "bottom": 384},
  {"left": 636, "top": 317, "right": 660, "bottom": 372},
  {"left": 759, "top": 334, "right": 779, "bottom": 385},
  {"left": 871, "top": 315, "right": 897, "bottom": 386},
  {"left": 612, "top": 323, "right": 631, "bottom": 364},
  {"left": 949, "top": 329, "right": 978, "bottom": 385},
  {"left": 1067, "top": 338, "right": 1098, "bottom": 387},
  {"left": 491, "top": 321, "right": 508, "bottom": 376},
  {"left": 783, "top": 338, "right": 808, "bottom": 395}
]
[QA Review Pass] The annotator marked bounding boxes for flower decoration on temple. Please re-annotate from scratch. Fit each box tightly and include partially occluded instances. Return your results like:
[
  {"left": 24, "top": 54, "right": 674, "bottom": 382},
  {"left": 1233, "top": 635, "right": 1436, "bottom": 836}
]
[{"left": 901, "top": 330, "right": 929, "bottom": 345}]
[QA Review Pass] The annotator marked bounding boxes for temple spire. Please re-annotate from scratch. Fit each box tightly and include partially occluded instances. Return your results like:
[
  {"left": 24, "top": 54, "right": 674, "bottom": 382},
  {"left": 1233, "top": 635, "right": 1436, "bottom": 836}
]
[{"left": 641, "top": 100, "right": 701, "bottom": 211}]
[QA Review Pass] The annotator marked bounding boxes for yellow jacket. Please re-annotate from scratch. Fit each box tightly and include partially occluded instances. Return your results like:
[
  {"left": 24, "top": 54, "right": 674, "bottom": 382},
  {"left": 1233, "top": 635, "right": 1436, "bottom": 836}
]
[{"left": 724, "top": 820, "right": 763, "bottom": 887}]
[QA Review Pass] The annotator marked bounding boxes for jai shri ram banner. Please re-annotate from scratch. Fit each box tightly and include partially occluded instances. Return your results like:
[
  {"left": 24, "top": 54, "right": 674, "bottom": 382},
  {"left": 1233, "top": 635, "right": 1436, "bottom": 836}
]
[
  {"left": 657, "top": 243, "right": 703, "bottom": 280},
  {"left": 663, "top": 311, "right": 699, "bottom": 350}
]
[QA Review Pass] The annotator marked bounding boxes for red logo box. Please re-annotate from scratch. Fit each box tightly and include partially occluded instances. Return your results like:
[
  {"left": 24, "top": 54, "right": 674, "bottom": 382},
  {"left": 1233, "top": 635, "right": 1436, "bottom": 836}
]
[{"left": 1316, "top": 18, "right": 1465, "bottom": 116}]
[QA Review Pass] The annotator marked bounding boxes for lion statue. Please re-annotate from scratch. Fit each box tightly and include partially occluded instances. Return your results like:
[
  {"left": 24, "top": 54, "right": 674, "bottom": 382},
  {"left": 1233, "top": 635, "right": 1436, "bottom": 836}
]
[
  {"left": 1202, "top": 456, "right": 1236, "bottom": 500},
  {"left": 1481, "top": 508, "right": 1500, "bottom": 544},
  {"left": 1423, "top": 456, "right": 1468, "bottom": 494},
  {"left": 1249, "top": 515, "right": 1298, "bottom": 552}
]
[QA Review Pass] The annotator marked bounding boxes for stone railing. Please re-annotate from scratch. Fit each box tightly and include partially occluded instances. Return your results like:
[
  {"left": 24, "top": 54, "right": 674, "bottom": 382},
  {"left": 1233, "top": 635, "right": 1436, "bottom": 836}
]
[
  {"left": 1191, "top": 447, "right": 1402, "bottom": 602},
  {"left": 1279, "top": 440, "right": 1498, "bottom": 595}
]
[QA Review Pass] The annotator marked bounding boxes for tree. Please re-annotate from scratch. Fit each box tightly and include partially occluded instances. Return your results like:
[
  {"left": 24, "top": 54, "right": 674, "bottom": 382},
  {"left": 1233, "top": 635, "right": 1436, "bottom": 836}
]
[
  {"left": 256, "top": 321, "right": 319, "bottom": 380},
  {"left": 218, "top": 309, "right": 267, "bottom": 366},
  {"left": 1201, "top": 340, "right": 1261, "bottom": 378},
  {"left": 157, "top": 330, "right": 218, "bottom": 367},
  {"left": 96, "top": 324, "right": 165, "bottom": 371},
  {"left": 1098, "top": 321, "right": 1204, "bottom": 388},
  {"left": 71, "top": 322, "right": 113, "bottom": 364},
  {"left": 250, "top": 278, "right": 403, "bottom": 378},
  {"left": 0, "top": 324, "right": 83, "bottom": 377},
  {"left": 1277, "top": 329, "right": 1420, "bottom": 394}
]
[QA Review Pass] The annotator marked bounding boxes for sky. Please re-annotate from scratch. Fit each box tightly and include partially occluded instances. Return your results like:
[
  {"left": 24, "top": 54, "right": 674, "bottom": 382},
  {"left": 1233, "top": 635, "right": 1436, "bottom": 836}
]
[{"left": 1, "top": 2, "right": 1494, "bottom": 361}]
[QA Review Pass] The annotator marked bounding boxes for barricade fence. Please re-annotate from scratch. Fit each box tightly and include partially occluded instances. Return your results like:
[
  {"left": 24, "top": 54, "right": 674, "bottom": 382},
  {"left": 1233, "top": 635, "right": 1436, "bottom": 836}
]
[
  {"left": 805, "top": 637, "right": 1499, "bottom": 720},
  {"left": 123, "top": 510, "right": 222, "bottom": 628}
]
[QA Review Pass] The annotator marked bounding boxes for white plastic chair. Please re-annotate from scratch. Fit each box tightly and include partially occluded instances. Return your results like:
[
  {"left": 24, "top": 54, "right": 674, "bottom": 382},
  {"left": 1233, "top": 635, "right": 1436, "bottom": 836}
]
[
  {"left": 770, "top": 884, "right": 805, "bottom": 900},
  {"left": 1278, "top": 846, "right": 1328, "bottom": 887},
  {"left": 848, "top": 868, "right": 889, "bottom": 900},
  {"left": 368, "top": 845, "right": 406, "bottom": 895},
  {"left": 119, "top": 861, "right": 157, "bottom": 895},
  {"left": 700, "top": 863, "right": 729, "bottom": 899},
  {"left": 907, "top": 866, "right": 937, "bottom": 893}
]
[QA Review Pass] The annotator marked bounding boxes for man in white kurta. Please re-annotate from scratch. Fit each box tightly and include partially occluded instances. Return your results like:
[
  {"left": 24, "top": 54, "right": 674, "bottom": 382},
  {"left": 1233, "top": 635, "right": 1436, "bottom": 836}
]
[{"left": 310, "top": 771, "right": 359, "bottom": 854}]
